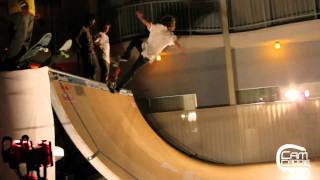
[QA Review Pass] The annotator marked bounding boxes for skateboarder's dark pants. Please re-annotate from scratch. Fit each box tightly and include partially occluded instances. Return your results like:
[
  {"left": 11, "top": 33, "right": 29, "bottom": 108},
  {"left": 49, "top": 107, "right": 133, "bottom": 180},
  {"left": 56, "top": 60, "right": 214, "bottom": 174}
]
[
  {"left": 116, "top": 38, "right": 148, "bottom": 90},
  {"left": 116, "top": 55, "right": 149, "bottom": 90},
  {"left": 123, "top": 38, "right": 143, "bottom": 57}
]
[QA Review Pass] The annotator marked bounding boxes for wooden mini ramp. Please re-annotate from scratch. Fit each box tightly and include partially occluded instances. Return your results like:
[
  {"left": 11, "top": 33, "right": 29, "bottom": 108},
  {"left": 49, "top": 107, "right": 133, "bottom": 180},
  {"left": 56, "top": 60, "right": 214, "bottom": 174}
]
[{"left": 49, "top": 69, "right": 320, "bottom": 180}]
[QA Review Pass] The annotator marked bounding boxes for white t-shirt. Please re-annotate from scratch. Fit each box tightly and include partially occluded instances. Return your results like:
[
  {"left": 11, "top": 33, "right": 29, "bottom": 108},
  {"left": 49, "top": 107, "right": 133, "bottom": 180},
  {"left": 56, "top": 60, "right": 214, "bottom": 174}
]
[
  {"left": 141, "top": 24, "right": 177, "bottom": 62},
  {"left": 95, "top": 32, "right": 110, "bottom": 64}
]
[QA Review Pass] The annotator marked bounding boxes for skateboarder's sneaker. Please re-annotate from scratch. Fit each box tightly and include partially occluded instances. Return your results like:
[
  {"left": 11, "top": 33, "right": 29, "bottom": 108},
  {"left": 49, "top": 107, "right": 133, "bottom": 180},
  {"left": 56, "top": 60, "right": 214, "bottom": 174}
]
[
  {"left": 119, "top": 89, "right": 132, "bottom": 96},
  {"left": 119, "top": 53, "right": 129, "bottom": 62},
  {"left": 106, "top": 81, "right": 118, "bottom": 93}
]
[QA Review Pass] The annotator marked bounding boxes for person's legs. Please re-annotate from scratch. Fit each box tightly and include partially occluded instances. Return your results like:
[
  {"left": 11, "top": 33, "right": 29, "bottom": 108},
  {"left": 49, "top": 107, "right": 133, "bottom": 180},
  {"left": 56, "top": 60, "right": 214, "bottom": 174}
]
[
  {"left": 90, "top": 52, "right": 101, "bottom": 82},
  {"left": 96, "top": 48, "right": 107, "bottom": 81},
  {"left": 81, "top": 51, "right": 93, "bottom": 79},
  {"left": 8, "top": 13, "right": 34, "bottom": 59},
  {"left": 23, "top": 13, "right": 34, "bottom": 50},
  {"left": 121, "top": 38, "right": 143, "bottom": 60},
  {"left": 8, "top": 13, "right": 25, "bottom": 59},
  {"left": 105, "top": 62, "right": 119, "bottom": 92},
  {"left": 104, "top": 62, "right": 110, "bottom": 81},
  {"left": 116, "top": 55, "right": 148, "bottom": 91}
]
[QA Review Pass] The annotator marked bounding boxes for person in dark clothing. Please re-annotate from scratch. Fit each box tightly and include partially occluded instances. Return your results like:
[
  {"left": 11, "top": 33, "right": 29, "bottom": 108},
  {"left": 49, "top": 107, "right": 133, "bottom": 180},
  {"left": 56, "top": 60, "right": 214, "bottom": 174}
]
[
  {"left": 0, "top": 0, "right": 35, "bottom": 71},
  {"left": 76, "top": 14, "right": 101, "bottom": 81},
  {"left": 7, "top": 0, "right": 34, "bottom": 61}
]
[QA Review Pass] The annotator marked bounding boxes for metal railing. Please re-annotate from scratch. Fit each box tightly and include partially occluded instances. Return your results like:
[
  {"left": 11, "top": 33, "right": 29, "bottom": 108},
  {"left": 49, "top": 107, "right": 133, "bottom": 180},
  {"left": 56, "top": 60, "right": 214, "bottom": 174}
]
[
  {"left": 228, "top": 0, "right": 319, "bottom": 31},
  {"left": 103, "top": 0, "right": 320, "bottom": 41},
  {"left": 110, "top": 0, "right": 221, "bottom": 41}
]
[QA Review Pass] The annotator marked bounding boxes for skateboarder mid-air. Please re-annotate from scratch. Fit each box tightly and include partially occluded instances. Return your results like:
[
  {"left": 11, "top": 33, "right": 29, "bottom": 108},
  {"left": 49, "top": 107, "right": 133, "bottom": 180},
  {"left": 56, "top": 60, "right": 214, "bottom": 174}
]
[{"left": 108, "top": 10, "right": 183, "bottom": 93}]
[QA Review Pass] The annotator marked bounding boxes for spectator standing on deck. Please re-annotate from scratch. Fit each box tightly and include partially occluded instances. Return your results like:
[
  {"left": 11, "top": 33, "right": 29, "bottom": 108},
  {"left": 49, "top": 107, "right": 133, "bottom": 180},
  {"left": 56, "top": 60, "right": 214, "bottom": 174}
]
[
  {"left": 7, "top": 0, "right": 35, "bottom": 60},
  {"left": 95, "top": 22, "right": 111, "bottom": 81},
  {"left": 76, "top": 14, "right": 101, "bottom": 81}
]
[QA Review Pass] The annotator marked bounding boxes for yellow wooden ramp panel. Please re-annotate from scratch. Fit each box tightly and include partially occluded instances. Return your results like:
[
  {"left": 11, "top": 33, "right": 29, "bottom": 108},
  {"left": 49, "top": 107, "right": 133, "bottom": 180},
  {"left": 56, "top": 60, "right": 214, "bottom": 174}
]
[{"left": 51, "top": 80, "right": 320, "bottom": 180}]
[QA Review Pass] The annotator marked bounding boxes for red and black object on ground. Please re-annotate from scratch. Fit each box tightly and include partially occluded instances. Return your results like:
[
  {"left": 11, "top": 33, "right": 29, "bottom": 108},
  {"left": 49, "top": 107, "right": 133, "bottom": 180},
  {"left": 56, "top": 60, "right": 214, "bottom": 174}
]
[{"left": 2, "top": 135, "right": 53, "bottom": 180}]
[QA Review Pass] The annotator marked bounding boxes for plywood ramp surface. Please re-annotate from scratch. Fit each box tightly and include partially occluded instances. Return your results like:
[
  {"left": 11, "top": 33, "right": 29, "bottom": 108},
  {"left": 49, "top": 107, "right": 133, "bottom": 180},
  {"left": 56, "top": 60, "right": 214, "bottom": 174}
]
[{"left": 51, "top": 80, "right": 320, "bottom": 180}]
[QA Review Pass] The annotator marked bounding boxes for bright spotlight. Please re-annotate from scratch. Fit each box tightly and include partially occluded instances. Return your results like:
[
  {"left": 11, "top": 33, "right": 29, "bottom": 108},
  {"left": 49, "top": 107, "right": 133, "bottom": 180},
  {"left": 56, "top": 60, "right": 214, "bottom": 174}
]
[
  {"left": 304, "top": 90, "right": 310, "bottom": 98},
  {"left": 285, "top": 89, "right": 302, "bottom": 101},
  {"left": 187, "top": 112, "right": 197, "bottom": 122},
  {"left": 275, "top": 41, "right": 281, "bottom": 49},
  {"left": 156, "top": 55, "right": 162, "bottom": 61}
]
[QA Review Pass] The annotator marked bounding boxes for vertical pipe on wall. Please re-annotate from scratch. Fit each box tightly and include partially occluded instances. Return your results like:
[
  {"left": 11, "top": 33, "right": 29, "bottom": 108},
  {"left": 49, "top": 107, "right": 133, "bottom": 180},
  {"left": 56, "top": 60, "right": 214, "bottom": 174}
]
[
  {"left": 118, "top": 9, "right": 122, "bottom": 41},
  {"left": 219, "top": 0, "right": 237, "bottom": 105},
  {"left": 150, "top": 3, "right": 154, "bottom": 22},
  {"left": 187, "top": 1, "right": 192, "bottom": 35},
  {"left": 312, "top": 0, "right": 318, "bottom": 19},
  {"left": 88, "top": 0, "right": 97, "bottom": 14}
]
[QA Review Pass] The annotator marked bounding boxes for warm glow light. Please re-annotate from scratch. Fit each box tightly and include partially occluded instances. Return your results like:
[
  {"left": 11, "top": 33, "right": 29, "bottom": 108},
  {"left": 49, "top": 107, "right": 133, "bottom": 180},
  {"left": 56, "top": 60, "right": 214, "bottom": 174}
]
[
  {"left": 304, "top": 90, "right": 310, "bottom": 98},
  {"left": 187, "top": 112, "right": 197, "bottom": 122},
  {"left": 156, "top": 55, "right": 162, "bottom": 61},
  {"left": 285, "top": 89, "right": 301, "bottom": 101},
  {"left": 275, "top": 41, "right": 281, "bottom": 49},
  {"left": 29, "top": 63, "right": 40, "bottom": 69}
]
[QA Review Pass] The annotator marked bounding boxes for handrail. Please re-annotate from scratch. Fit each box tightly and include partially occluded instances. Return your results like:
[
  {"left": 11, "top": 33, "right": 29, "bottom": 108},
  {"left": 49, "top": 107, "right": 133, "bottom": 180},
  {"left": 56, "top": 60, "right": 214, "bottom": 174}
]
[{"left": 103, "top": 0, "right": 320, "bottom": 41}]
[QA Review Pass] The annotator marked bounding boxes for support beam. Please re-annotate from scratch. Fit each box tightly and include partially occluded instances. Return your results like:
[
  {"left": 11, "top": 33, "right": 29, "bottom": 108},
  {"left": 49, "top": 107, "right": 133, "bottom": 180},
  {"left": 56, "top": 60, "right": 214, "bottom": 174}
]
[
  {"left": 219, "top": 0, "right": 237, "bottom": 105},
  {"left": 88, "top": 0, "right": 97, "bottom": 14}
]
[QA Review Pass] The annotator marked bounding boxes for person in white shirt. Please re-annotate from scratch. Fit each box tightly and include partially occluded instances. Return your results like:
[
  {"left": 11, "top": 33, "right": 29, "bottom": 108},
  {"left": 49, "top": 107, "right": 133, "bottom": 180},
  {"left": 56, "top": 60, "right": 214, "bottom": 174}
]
[
  {"left": 109, "top": 11, "right": 182, "bottom": 92},
  {"left": 95, "top": 22, "right": 111, "bottom": 81}
]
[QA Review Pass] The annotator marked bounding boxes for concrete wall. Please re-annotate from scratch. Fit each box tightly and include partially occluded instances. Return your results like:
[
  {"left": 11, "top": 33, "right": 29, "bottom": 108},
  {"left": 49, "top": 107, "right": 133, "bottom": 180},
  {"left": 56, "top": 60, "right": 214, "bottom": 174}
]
[
  {"left": 234, "top": 40, "right": 320, "bottom": 89},
  {"left": 130, "top": 48, "right": 229, "bottom": 107}
]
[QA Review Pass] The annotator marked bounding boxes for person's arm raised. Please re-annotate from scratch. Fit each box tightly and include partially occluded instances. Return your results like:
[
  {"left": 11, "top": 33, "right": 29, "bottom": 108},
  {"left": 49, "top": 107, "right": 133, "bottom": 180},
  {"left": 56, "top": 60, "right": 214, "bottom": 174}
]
[{"left": 136, "top": 11, "right": 152, "bottom": 30}]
